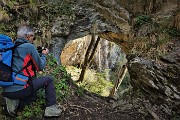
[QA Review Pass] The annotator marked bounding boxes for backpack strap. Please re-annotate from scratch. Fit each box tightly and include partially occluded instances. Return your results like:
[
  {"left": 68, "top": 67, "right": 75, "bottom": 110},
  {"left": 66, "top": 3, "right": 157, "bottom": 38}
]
[
  {"left": 14, "top": 60, "right": 32, "bottom": 76},
  {"left": 14, "top": 42, "right": 24, "bottom": 48},
  {"left": 0, "top": 42, "right": 24, "bottom": 52},
  {"left": 13, "top": 60, "right": 33, "bottom": 84},
  {"left": 0, "top": 47, "right": 13, "bottom": 52},
  {"left": 14, "top": 59, "right": 37, "bottom": 80}
]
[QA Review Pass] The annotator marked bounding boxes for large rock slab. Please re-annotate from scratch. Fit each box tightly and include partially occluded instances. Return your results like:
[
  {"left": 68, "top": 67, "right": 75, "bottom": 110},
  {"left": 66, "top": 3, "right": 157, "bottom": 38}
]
[{"left": 127, "top": 40, "right": 180, "bottom": 112}]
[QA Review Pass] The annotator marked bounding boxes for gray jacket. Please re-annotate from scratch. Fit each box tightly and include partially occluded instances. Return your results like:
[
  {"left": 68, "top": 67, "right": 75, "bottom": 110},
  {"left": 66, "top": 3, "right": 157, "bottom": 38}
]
[{"left": 4, "top": 38, "right": 46, "bottom": 92}]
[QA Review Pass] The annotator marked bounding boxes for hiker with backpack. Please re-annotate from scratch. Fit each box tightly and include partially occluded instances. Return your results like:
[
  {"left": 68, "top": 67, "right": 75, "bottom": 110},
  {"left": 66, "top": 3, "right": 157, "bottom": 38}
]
[{"left": 0, "top": 25, "right": 62, "bottom": 117}]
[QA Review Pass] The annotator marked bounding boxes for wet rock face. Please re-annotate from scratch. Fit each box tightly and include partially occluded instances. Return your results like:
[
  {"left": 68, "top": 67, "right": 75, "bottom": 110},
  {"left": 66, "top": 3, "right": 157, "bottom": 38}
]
[{"left": 127, "top": 40, "right": 180, "bottom": 108}]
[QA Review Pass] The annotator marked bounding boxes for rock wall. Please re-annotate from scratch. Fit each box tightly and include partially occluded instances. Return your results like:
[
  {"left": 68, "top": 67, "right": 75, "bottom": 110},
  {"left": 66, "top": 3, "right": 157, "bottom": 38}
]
[
  {"left": 128, "top": 39, "right": 180, "bottom": 112},
  {"left": 124, "top": 0, "right": 180, "bottom": 113}
]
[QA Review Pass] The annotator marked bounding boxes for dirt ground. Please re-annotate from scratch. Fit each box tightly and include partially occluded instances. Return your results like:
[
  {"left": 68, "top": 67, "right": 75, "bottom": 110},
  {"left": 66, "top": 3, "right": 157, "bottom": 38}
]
[
  {"left": 57, "top": 94, "right": 153, "bottom": 120},
  {"left": 44, "top": 80, "right": 172, "bottom": 120}
]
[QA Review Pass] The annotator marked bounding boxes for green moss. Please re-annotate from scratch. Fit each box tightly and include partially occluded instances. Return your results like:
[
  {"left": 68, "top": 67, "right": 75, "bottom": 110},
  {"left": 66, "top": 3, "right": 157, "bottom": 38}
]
[
  {"left": 134, "top": 15, "right": 152, "bottom": 27},
  {"left": 166, "top": 28, "right": 180, "bottom": 36},
  {"left": 0, "top": 0, "right": 74, "bottom": 39}
]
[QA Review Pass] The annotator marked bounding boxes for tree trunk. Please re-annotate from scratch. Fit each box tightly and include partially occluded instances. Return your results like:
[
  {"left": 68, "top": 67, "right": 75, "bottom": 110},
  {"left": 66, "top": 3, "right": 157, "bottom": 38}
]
[
  {"left": 88, "top": 36, "right": 100, "bottom": 63},
  {"left": 109, "top": 64, "right": 128, "bottom": 98},
  {"left": 77, "top": 35, "right": 100, "bottom": 83}
]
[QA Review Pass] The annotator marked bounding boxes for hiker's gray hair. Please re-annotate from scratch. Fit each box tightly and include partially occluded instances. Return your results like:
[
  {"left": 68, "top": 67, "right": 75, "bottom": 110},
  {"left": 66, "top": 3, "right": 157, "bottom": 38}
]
[{"left": 17, "top": 25, "right": 34, "bottom": 38}]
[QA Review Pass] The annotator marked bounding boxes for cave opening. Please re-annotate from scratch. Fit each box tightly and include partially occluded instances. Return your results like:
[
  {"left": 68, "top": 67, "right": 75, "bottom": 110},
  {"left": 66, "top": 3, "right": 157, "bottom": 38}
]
[{"left": 60, "top": 34, "right": 130, "bottom": 98}]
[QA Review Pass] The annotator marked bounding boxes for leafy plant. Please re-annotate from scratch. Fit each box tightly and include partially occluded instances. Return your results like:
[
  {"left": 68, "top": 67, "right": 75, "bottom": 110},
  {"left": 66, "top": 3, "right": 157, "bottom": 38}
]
[
  {"left": 134, "top": 15, "right": 152, "bottom": 27},
  {"left": 76, "top": 86, "right": 85, "bottom": 96},
  {"left": 166, "top": 28, "right": 180, "bottom": 36},
  {"left": 42, "top": 54, "right": 71, "bottom": 101},
  {"left": 4, "top": 0, "right": 18, "bottom": 9},
  {"left": 172, "top": 113, "right": 180, "bottom": 120},
  {"left": 16, "top": 99, "right": 45, "bottom": 120}
]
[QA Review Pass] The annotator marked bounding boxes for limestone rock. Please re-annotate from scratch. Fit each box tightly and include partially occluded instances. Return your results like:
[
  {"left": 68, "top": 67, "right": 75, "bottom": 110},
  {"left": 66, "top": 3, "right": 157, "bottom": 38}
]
[{"left": 127, "top": 40, "right": 180, "bottom": 111}]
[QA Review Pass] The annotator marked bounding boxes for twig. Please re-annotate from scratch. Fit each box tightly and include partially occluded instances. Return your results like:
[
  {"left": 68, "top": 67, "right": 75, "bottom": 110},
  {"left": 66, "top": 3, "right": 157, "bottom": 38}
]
[
  {"left": 69, "top": 104, "right": 92, "bottom": 113},
  {"left": 108, "top": 110, "right": 122, "bottom": 115},
  {"left": 145, "top": 105, "right": 160, "bottom": 120}
]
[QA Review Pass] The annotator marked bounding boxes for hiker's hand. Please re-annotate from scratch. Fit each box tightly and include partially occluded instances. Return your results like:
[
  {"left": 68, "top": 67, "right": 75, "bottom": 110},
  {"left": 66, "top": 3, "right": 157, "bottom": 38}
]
[{"left": 42, "top": 48, "right": 49, "bottom": 55}]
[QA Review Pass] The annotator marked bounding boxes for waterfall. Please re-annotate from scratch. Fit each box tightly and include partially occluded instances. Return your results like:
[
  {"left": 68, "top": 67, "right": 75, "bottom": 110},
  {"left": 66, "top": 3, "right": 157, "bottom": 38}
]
[
  {"left": 98, "top": 42, "right": 102, "bottom": 72},
  {"left": 104, "top": 40, "right": 110, "bottom": 81}
]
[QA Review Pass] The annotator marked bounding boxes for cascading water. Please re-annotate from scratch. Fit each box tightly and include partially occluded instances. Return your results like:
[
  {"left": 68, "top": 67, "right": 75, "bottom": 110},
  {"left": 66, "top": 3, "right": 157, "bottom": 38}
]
[
  {"left": 98, "top": 41, "right": 102, "bottom": 72},
  {"left": 103, "top": 39, "right": 110, "bottom": 81},
  {"left": 96, "top": 39, "right": 126, "bottom": 81}
]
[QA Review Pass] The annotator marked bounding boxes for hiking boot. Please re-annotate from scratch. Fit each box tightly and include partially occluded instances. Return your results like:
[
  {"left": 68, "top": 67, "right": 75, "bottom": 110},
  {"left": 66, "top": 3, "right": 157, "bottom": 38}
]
[
  {"left": 2, "top": 97, "right": 19, "bottom": 117},
  {"left": 44, "top": 104, "right": 62, "bottom": 117}
]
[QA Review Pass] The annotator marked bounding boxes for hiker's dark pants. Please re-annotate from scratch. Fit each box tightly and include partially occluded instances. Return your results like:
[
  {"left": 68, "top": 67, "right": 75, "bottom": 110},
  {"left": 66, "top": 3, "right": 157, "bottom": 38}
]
[{"left": 2, "top": 76, "right": 57, "bottom": 108}]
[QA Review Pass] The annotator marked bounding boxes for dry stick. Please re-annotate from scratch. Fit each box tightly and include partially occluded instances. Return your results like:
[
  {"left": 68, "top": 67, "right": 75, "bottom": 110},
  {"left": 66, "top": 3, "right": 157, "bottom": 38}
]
[
  {"left": 109, "top": 65, "right": 123, "bottom": 98},
  {"left": 145, "top": 105, "right": 160, "bottom": 120},
  {"left": 116, "top": 65, "right": 128, "bottom": 90},
  {"left": 109, "top": 66, "right": 122, "bottom": 97},
  {"left": 69, "top": 104, "right": 92, "bottom": 113},
  {"left": 109, "top": 65, "right": 128, "bottom": 98},
  {"left": 77, "top": 34, "right": 96, "bottom": 83},
  {"left": 88, "top": 36, "right": 100, "bottom": 64}
]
